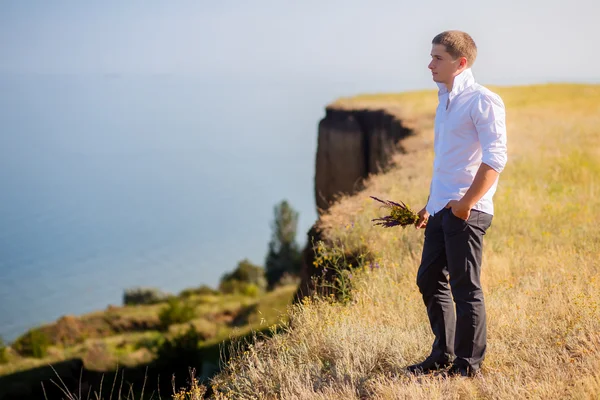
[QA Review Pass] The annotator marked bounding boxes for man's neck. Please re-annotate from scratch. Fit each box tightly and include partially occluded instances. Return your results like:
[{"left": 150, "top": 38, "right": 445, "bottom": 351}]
[
  {"left": 436, "top": 68, "right": 475, "bottom": 97},
  {"left": 444, "top": 79, "right": 454, "bottom": 92},
  {"left": 444, "top": 68, "right": 469, "bottom": 92}
]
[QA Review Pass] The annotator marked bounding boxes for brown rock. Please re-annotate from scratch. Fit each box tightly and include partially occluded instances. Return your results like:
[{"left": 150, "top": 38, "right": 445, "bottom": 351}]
[{"left": 314, "top": 107, "right": 412, "bottom": 214}]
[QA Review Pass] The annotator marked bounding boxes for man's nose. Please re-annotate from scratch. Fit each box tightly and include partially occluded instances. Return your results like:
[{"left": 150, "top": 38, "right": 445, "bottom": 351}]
[{"left": 428, "top": 61, "right": 434, "bottom": 70}]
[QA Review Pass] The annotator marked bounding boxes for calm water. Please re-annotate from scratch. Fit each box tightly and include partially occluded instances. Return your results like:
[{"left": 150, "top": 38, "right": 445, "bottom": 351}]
[{"left": 0, "top": 73, "right": 390, "bottom": 342}]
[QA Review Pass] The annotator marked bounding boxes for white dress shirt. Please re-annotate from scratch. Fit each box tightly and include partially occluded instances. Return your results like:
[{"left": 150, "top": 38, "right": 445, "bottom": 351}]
[{"left": 426, "top": 68, "right": 508, "bottom": 216}]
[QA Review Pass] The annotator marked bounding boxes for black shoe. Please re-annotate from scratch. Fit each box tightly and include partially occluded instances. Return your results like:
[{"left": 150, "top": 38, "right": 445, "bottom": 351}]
[
  {"left": 406, "top": 354, "right": 452, "bottom": 375},
  {"left": 437, "top": 363, "right": 481, "bottom": 378}
]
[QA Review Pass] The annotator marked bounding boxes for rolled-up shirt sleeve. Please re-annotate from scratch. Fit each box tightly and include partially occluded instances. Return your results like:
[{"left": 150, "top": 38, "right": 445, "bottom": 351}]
[{"left": 472, "top": 92, "right": 508, "bottom": 173}]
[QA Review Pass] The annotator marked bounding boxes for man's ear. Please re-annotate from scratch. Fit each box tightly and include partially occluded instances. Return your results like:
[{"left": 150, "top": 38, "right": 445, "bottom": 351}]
[{"left": 460, "top": 57, "right": 468, "bottom": 69}]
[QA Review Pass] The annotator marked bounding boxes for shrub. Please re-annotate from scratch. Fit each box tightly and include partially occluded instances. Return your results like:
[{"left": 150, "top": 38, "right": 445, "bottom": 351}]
[
  {"left": 219, "top": 259, "right": 267, "bottom": 291},
  {"left": 219, "top": 259, "right": 267, "bottom": 297},
  {"left": 218, "top": 280, "right": 262, "bottom": 297},
  {"left": 310, "top": 239, "right": 370, "bottom": 304},
  {"left": 179, "top": 284, "right": 220, "bottom": 298},
  {"left": 123, "top": 287, "right": 169, "bottom": 306},
  {"left": 12, "top": 329, "right": 50, "bottom": 358},
  {"left": 219, "top": 279, "right": 241, "bottom": 295},
  {"left": 240, "top": 283, "right": 260, "bottom": 297},
  {"left": 156, "top": 324, "right": 207, "bottom": 367},
  {"left": 158, "top": 298, "right": 196, "bottom": 330},
  {"left": 0, "top": 337, "right": 8, "bottom": 364}
]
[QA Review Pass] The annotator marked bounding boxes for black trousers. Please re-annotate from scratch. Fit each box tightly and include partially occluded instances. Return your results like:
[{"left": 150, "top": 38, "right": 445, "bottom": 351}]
[{"left": 416, "top": 207, "right": 493, "bottom": 370}]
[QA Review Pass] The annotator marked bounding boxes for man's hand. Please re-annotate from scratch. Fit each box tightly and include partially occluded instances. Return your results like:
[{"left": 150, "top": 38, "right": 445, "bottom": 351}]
[
  {"left": 444, "top": 163, "right": 499, "bottom": 221},
  {"left": 445, "top": 199, "right": 471, "bottom": 221},
  {"left": 415, "top": 207, "right": 430, "bottom": 229}
]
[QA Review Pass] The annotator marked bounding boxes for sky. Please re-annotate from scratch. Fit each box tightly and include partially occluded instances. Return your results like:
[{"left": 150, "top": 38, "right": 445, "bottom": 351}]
[
  {"left": 0, "top": 0, "right": 598, "bottom": 340},
  {"left": 1, "top": 0, "right": 599, "bottom": 90}
]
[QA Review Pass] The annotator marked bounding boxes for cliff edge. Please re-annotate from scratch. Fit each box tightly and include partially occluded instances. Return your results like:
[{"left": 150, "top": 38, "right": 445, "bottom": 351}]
[
  {"left": 295, "top": 102, "right": 423, "bottom": 302},
  {"left": 314, "top": 106, "right": 413, "bottom": 214}
]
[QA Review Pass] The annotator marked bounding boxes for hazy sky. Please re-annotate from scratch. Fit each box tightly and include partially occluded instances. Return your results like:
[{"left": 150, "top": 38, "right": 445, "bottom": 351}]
[{"left": 1, "top": 0, "right": 599, "bottom": 89}]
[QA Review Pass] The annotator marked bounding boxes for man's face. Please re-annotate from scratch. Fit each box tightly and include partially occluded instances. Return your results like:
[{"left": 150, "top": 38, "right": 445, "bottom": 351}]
[{"left": 428, "top": 44, "right": 465, "bottom": 86}]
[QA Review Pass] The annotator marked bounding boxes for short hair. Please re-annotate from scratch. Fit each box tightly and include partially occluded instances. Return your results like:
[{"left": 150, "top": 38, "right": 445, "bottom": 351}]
[{"left": 432, "top": 30, "right": 477, "bottom": 67}]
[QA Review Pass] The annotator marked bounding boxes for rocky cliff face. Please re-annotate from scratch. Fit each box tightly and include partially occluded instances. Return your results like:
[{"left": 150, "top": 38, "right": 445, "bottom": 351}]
[
  {"left": 314, "top": 106, "right": 413, "bottom": 214},
  {"left": 294, "top": 106, "right": 413, "bottom": 302}
]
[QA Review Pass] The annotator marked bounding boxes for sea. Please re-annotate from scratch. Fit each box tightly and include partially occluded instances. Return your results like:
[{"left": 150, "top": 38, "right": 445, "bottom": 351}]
[{"left": 0, "top": 72, "right": 404, "bottom": 342}]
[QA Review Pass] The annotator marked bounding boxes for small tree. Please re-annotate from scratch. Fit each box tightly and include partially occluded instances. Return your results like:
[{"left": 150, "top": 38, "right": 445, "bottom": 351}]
[
  {"left": 264, "top": 200, "right": 302, "bottom": 290},
  {"left": 220, "top": 259, "right": 266, "bottom": 290}
]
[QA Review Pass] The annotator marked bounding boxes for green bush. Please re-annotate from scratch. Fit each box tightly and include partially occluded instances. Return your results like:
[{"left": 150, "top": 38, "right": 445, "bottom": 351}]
[
  {"left": 219, "top": 279, "right": 241, "bottom": 294},
  {"left": 156, "top": 324, "right": 207, "bottom": 367},
  {"left": 179, "top": 284, "right": 220, "bottom": 298},
  {"left": 0, "top": 337, "right": 8, "bottom": 364},
  {"left": 219, "top": 280, "right": 262, "bottom": 296},
  {"left": 12, "top": 329, "right": 50, "bottom": 358},
  {"left": 240, "top": 283, "right": 260, "bottom": 297},
  {"left": 123, "top": 287, "right": 169, "bottom": 305},
  {"left": 158, "top": 298, "right": 196, "bottom": 330},
  {"left": 134, "top": 335, "right": 163, "bottom": 352},
  {"left": 219, "top": 259, "right": 267, "bottom": 294}
]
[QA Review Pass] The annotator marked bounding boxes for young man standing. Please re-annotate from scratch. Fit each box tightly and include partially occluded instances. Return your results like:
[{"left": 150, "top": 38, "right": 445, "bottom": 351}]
[{"left": 407, "top": 30, "right": 508, "bottom": 377}]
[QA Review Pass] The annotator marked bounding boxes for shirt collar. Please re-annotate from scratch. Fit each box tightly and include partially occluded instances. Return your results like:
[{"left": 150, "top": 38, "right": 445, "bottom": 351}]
[{"left": 436, "top": 68, "right": 475, "bottom": 98}]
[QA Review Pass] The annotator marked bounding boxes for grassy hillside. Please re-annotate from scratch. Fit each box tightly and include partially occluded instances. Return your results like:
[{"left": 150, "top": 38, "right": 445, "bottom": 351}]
[
  {"left": 210, "top": 84, "right": 600, "bottom": 399},
  {"left": 0, "top": 284, "right": 297, "bottom": 379}
]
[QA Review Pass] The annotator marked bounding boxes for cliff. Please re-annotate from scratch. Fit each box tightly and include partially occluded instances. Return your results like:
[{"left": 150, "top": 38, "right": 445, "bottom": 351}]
[
  {"left": 314, "top": 106, "right": 413, "bottom": 214},
  {"left": 295, "top": 104, "right": 417, "bottom": 302}
]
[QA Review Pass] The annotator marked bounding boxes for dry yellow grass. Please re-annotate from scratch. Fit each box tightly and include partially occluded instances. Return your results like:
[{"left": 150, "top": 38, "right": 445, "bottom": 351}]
[{"left": 210, "top": 83, "right": 600, "bottom": 399}]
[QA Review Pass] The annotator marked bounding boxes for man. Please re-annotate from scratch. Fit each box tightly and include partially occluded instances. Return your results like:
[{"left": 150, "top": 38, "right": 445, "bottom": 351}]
[{"left": 407, "top": 30, "right": 508, "bottom": 377}]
